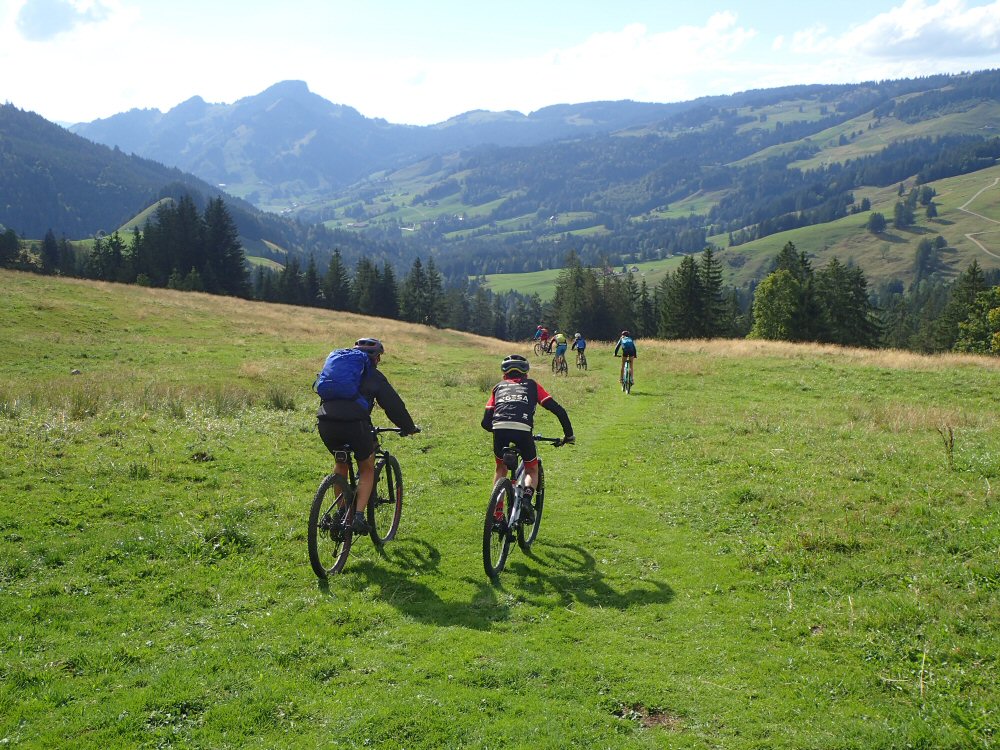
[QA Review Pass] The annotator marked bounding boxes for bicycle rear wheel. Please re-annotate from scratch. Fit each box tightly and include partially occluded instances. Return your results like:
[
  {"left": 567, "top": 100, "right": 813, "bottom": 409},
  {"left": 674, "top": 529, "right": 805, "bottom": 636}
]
[
  {"left": 577, "top": 352, "right": 587, "bottom": 370},
  {"left": 517, "top": 462, "right": 543, "bottom": 549},
  {"left": 483, "top": 478, "right": 514, "bottom": 578},
  {"left": 308, "top": 474, "right": 355, "bottom": 577},
  {"left": 368, "top": 454, "right": 403, "bottom": 544}
]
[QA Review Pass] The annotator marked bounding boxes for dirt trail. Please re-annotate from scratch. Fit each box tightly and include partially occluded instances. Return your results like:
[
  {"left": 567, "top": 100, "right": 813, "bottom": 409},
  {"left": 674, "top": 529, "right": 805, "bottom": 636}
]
[{"left": 958, "top": 177, "right": 1000, "bottom": 260}]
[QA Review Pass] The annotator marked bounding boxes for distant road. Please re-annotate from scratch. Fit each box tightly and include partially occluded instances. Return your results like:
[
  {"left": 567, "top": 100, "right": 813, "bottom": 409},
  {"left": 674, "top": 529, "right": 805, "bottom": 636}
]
[{"left": 958, "top": 177, "right": 1000, "bottom": 261}]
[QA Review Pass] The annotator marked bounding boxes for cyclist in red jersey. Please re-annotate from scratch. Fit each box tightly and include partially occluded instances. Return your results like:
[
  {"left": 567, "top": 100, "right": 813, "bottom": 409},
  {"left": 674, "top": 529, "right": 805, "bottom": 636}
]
[{"left": 481, "top": 354, "right": 574, "bottom": 523}]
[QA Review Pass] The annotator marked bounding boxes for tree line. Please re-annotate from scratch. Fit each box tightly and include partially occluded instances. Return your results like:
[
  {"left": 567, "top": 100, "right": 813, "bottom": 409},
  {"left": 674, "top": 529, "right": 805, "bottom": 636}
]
[
  {"left": 1, "top": 195, "right": 248, "bottom": 296},
  {"left": 4, "top": 213, "right": 998, "bottom": 355}
]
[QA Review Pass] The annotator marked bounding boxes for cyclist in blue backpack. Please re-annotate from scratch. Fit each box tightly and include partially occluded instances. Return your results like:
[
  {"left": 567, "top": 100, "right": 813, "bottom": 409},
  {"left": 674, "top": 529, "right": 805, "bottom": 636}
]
[
  {"left": 316, "top": 338, "right": 419, "bottom": 533},
  {"left": 613, "top": 330, "right": 637, "bottom": 384}
]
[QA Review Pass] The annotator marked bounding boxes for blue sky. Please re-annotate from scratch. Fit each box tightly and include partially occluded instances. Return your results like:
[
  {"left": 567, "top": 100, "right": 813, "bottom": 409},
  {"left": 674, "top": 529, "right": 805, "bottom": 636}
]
[{"left": 3, "top": 0, "right": 1000, "bottom": 125}]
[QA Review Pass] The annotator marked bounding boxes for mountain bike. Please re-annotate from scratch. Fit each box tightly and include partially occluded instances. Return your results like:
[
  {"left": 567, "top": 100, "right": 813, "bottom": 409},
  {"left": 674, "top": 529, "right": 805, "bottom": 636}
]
[
  {"left": 533, "top": 340, "right": 546, "bottom": 356},
  {"left": 575, "top": 349, "right": 588, "bottom": 370},
  {"left": 308, "top": 426, "right": 406, "bottom": 578},
  {"left": 483, "top": 435, "right": 564, "bottom": 579},
  {"left": 621, "top": 357, "right": 634, "bottom": 394},
  {"left": 552, "top": 352, "right": 568, "bottom": 376}
]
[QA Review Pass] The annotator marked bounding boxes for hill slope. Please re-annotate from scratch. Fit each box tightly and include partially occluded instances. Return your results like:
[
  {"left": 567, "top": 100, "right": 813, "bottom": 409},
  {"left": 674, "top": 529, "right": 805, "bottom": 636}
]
[{"left": 2, "top": 270, "right": 998, "bottom": 748}]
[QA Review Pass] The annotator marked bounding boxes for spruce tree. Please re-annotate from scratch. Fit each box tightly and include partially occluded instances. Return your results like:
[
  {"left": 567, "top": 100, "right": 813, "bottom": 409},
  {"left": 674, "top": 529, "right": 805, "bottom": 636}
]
[
  {"left": 353, "top": 257, "right": 381, "bottom": 316},
  {"left": 202, "top": 197, "right": 247, "bottom": 296},
  {"left": 933, "top": 261, "right": 987, "bottom": 351},
  {"left": 378, "top": 261, "right": 400, "bottom": 320},
  {"left": 700, "top": 247, "right": 725, "bottom": 337},
  {"left": 660, "top": 255, "right": 705, "bottom": 339},
  {"left": 322, "top": 249, "right": 352, "bottom": 311}
]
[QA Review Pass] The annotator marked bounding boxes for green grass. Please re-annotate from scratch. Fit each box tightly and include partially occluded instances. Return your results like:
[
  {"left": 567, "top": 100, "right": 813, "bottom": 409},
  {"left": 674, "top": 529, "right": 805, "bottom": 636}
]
[{"left": 2, "top": 271, "right": 999, "bottom": 748}]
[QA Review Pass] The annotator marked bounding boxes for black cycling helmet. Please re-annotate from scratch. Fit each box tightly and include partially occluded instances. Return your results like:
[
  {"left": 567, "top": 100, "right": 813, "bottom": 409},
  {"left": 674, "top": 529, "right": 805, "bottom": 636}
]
[
  {"left": 501, "top": 354, "right": 529, "bottom": 376},
  {"left": 354, "top": 337, "right": 384, "bottom": 357}
]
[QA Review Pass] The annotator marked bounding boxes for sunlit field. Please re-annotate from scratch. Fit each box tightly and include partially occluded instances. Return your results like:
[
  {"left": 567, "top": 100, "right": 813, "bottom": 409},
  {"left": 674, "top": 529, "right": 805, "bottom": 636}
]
[{"left": 2, "top": 270, "right": 998, "bottom": 748}]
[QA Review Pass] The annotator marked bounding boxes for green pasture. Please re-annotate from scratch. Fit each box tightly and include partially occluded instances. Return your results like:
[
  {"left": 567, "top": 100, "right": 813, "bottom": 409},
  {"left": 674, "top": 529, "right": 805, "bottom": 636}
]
[
  {"left": 708, "top": 162, "right": 1000, "bottom": 288},
  {"left": 480, "top": 257, "right": 681, "bottom": 300},
  {"left": 1, "top": 271, "right": 999, "bottom": 748}
]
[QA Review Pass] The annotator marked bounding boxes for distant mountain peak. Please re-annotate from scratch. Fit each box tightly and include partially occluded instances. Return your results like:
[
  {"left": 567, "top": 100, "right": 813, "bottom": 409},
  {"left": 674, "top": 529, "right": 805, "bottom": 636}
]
[{"left": 260, "top": 80, "right": 311, "bottom": 97}]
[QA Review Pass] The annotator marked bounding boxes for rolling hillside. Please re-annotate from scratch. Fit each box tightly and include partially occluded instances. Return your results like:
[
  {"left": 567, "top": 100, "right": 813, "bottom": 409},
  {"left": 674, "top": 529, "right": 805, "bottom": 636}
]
[
  {"left": 2, "top": 270, "right": 998, "bottom": 748},
  {"left": 482, "top": 161, "right": 1000, "bottom": 298}
]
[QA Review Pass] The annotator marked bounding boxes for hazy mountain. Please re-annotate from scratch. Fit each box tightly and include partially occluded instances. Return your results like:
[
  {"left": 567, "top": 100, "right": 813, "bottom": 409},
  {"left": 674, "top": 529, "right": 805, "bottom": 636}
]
[
  {"left": 70, "top": 80, "right": 686, "bottom": 206},
  {"left": 0, "top": 102, "right": 393, "bottom": 269}
]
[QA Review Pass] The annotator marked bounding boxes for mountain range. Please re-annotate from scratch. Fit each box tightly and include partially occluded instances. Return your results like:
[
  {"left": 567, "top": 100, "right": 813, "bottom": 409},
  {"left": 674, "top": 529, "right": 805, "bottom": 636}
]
[{"left": 6, "top": 69, "right": 1000, "bottom": 288}]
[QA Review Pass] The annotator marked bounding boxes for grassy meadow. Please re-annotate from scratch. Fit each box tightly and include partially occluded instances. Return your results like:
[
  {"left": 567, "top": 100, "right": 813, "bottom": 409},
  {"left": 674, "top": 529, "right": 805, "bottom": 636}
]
[{"left": 1, "top": 270, "right": 999, "bottom": 748}]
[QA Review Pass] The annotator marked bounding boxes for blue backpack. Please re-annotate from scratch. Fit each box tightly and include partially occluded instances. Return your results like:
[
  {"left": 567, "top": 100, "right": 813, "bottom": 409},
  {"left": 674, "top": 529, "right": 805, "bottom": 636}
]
[{"left": 314, "top": 348, "right": 371, "bottom": 408}]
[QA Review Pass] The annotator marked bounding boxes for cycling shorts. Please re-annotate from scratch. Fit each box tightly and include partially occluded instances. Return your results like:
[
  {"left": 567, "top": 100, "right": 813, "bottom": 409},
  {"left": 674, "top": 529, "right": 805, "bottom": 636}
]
[
  {"left": 318, "top": 419, "right": 375, "bottom": 462},
  {"left": 555, "top": 344, "right": 567, "bottom": 357},
  {"left": 493, "top": 428, "right": 538, "bottom": 468}
]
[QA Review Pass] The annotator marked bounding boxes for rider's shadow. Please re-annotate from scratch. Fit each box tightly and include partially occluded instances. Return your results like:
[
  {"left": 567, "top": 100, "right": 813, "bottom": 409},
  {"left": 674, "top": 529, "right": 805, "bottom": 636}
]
[
  {"left": 318, "top": 540, "right": 674, "bottom": 628},
  {"left": 508, "top": 541, "right": 675, "bottom": 610},
  {"left": 343, "top": 540, "right": 512, "bottom": 630}
]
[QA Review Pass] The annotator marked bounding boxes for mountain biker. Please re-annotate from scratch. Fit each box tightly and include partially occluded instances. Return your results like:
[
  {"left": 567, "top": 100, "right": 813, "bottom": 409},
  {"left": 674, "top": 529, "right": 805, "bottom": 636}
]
[
  {"left": 481, "top": 354, "right": 574, "bottom": 524},
  {"left": 316, "top": 338, "right": 419, "bottom": 534},
  {"left": 534, "top": 325, "right": 551, "bottom": 352},
  {"left": 614, "top": 330, "right": 637, "bottom": 384},
  {"left": 571, "top": 332, "right": 586, "bottom": 354},
  {"left": 552, "top": 330, "right": 568, "bottom": 367}
]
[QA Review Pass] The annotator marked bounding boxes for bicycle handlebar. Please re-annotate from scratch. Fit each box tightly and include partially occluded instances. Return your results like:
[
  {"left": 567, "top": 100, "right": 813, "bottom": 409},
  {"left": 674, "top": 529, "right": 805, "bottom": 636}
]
[
  {"left": 533, "top": 435, "right": 568, "bottom": 447},
  {"left": 373, "top": 426, "right": 421, "bottom": 436}
]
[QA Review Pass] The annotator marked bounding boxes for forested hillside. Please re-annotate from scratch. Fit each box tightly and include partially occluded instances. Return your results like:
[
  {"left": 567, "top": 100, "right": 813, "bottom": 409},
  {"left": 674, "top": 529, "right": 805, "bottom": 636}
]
[{"left": 314, "top": 70, "right": 1000, "bottom": 280}]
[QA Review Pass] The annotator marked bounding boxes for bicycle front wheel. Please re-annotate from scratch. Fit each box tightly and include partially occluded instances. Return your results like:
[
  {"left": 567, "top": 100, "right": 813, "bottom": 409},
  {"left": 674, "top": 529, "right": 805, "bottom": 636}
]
[
  {"left": 368, "top": 454, "right": 403, "bottom": 544},
  {"left": 533, "top": 342, "right": 544, "bottom": 356},
  {"left": 517, "top": 462, "right": 543, "bottom": 550},
  {"left": 483, "top": 478, "right": 514, "bottom": 579},
  {"left": 308, "top": 474, "right": 355, "bottom": 577}
]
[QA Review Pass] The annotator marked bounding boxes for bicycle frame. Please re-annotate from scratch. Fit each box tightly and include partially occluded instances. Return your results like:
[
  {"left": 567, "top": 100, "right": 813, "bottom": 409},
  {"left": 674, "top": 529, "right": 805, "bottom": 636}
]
[
  {"left": 308, "top": 426, "right": 404, "bottom": 578},
  {"left": 483, "top": 435, "right": 562, "bottom": 578}
]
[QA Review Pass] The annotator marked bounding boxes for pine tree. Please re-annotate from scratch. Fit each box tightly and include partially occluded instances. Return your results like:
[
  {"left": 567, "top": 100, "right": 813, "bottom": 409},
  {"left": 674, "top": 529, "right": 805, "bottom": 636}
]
[
  {"left": 353, "top": 257, "right": 381, "bottom": 316},
  {"left": 322, "top": 249, "right": 352, "bottom": 311},
  {"left": 399, "top": 257, "right": 429, "bottom": 324},
  {"left": 303, "top": 255, "right": 321, "bottom": 306},
  {"left": 377, "top": 262, "right": 400, "bottom": 319},
  {"left": 0, "top": 228, "right": 20, "bottom": 267},
  {"left": 660, "top": 255, "right": 705, "bottom": 339},
  {"left": 424, "top": 258, "right": 444, "bottom": 327},
  {"left": 700, "top": 247, "right": 725, "bottom": 338},
  {"left": 933, "top": 261, "right": 987, "bottom": 351},
  {"left": 40, "top": 229, "right": 58, "bottom": 274},
  {"left": 202, "top": 197, "right": 247, "bottom": 296}
]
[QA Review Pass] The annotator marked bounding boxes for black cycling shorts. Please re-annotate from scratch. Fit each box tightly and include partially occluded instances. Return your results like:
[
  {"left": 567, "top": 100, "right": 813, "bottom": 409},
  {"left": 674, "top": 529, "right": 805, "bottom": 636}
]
[
  {"left": 493, "top": 428, "right": 537, "bottom": 466},
  {"left": 318, "top": 419, "right": 375, "bottom": 462}
]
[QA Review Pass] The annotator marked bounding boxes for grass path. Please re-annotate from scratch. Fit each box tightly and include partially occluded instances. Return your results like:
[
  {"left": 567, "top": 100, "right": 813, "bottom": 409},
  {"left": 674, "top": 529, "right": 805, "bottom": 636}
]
[{"left": 1, "top": 272, "right": 998, "bottom": 748}]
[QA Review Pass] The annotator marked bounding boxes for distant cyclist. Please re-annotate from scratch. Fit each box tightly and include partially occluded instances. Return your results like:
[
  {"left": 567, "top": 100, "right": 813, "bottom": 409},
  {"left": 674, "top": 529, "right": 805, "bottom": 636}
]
[
  {"left": 613, "top": 330, "right": 637, "bottom": 384},
  {"left": 481, "top": 354, "right": 574, "bottom": 524},
  {"left": 572, "top": 332, "right": 587, "bottom": 368},
  {"left": 552, "top": 330, "right": 568, "bottom": 367},
  {"left": 534, "top": 325, "right": 551, "bottom": 352},
  {"left": 316, "top": 338, "right": 419, "bottom": 534}
]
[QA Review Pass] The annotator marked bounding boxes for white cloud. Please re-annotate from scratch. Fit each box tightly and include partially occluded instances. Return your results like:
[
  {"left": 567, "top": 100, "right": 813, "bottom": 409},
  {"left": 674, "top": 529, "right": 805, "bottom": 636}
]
[
  {"left": 799, "top": 0, "right": 1000, "bottom": 59},
  {"left": 15, "top": 0, "right": 111, "bottom": 41}
]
